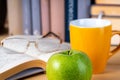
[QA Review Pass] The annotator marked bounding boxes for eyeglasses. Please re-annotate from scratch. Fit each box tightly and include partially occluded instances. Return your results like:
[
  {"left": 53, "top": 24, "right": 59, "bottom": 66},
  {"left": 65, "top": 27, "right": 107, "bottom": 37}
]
[{"left": 1, "top": 32, "right": 70, "bottom": 53}]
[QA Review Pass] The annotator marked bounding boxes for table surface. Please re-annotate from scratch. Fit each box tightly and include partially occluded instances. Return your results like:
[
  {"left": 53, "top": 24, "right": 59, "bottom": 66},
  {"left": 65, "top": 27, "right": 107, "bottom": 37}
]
[{"left": 23, "top": 46, "right": 120, "bottom": 80}]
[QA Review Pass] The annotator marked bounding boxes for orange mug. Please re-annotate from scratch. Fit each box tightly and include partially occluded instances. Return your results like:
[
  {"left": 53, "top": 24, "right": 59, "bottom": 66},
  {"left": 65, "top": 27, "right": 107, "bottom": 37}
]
[{"left": 70, "top": 18, "right": 120, "bottom": 74}]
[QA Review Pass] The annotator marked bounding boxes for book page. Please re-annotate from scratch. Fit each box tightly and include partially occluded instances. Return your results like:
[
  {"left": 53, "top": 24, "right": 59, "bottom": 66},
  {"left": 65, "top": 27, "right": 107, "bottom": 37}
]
[
  {"left": 40, "top": 42, "right": 70, "bottom": 62},
  {"left": 0, "top": 47, "right": 36, "bottom": 74},
  {"left": 2, "top": 40, "right": 70, "bottom": 63},
  {"left": 26, "top": 42, "right": 70, "bottom": 62}
]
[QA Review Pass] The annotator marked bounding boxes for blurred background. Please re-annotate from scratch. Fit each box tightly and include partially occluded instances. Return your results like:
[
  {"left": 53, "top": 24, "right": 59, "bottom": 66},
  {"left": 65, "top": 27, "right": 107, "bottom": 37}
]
[{"left": 0, "top": 0, "right": 120, "bottom": 44}]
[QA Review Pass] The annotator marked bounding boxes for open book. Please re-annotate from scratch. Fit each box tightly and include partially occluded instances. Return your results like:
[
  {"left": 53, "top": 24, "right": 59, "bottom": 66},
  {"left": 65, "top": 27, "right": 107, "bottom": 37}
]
[{"left": 0, "top": 38, "right": 70, "bottom": 79}]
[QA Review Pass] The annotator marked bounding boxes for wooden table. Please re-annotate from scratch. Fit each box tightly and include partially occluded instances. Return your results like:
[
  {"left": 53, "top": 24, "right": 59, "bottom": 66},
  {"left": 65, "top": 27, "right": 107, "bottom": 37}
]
[{"left": 24, "top": 46, "right": 120, "bottom": 80}]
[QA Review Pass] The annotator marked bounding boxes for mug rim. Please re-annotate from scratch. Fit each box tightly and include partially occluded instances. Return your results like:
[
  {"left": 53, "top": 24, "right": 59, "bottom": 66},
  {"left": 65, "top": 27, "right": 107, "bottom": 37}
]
[{"left": 70, "top": 18, "right": 112, "bottom": 28}]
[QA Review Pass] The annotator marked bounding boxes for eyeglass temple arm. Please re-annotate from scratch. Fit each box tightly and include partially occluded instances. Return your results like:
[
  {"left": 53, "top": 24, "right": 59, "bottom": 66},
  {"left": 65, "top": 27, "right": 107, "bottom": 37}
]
[
  {"left": 42, "top": 32, "right": 62, "bottom": 43},
  {"left": 0, "top": 39, "right": 5, "bottom": 46},
  {"left": 0, "top": 42, "right": 3, "bottom": 46}
]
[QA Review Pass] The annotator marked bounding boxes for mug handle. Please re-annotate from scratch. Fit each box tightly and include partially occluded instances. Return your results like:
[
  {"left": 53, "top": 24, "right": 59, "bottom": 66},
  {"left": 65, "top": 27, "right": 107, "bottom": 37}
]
[{"left": 109, "top": 30, "right": 120, "bottom": 58}]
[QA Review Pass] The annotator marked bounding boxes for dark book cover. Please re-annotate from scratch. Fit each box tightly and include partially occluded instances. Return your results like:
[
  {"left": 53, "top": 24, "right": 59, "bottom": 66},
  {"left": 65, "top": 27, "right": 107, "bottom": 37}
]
[{"left": 65, "top": 0, "right": 78, "bottom": 42}]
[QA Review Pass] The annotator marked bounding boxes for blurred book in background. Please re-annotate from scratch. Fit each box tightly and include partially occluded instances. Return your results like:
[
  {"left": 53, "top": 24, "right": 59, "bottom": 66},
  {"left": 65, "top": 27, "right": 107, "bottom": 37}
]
[
  {"left": 50, "top": 0, "right": 65, "bottom": 41},
  {"left": 91, "top": 5, "right": 120, "bottom": 16},
  {"left": 7, "top": 0, "right": 23, "bottom": 35},
  {"left": 41, "top": 0, "right": 50, "bottom": 35},
  {"left": 65, "top": 0, "right": 91, "bottom": 42},
  {"left": 22, "top": 0, "right": 32, "bottom": 35},
  {"left": 77, "top": 0, "right": 91, "bottom": 19},
  {"left": 96, "top": 0, "right": 120, "bottom": 5},
  {"left": 65, "top": 0, "right": 78, "bottom": 42},
  {"left": 31, "top": 0, "right": 42, "bottom": 35}
]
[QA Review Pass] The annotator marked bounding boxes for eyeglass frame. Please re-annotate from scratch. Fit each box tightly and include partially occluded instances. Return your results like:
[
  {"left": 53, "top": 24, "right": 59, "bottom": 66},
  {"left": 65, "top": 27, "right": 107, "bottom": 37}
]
[{"left": 1, "top": 32, "right": 63, "bottom": 53}]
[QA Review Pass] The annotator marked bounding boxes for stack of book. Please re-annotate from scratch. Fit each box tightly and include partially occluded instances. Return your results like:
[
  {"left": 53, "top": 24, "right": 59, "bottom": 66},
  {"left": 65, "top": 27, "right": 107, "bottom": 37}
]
[
  {"left": 7, "top": 0, "right": 41, "bottom": 35},
  {"left": 91, "top": 0, "right": 120, "bottom": 30},
  {"left": 91, "top": 0, "right": 120, "bottom": 45},
  {"left": 7, "top": 0, "right": 91, "bottom": 42}
]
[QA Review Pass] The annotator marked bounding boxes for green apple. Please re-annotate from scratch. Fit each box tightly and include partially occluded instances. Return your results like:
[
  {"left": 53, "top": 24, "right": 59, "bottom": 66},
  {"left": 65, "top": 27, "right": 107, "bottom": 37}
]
[{"left": 46, "top": 49, "right": 92, "bottom": 80}]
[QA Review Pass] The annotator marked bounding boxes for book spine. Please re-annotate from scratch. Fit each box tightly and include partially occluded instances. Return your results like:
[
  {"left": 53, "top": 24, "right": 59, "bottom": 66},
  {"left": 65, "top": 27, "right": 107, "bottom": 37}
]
[
  {"left": 31, "top": 0, "right": 42, "bottom": 35},
  {"left": 41, "top": 0, "right": 50, "bottom": 35},
  {"left": 77, "top": 0, "right": 91, "bottom": 19},
  {"left": 96, "top": 0, "right": 120, "bottom": 5},
  {"left": 91, "top": 5, "right": 120, "bottom": 16},
  {"left": 65, "top": 0, "right": 78, "bottom": 42},
  {"left": 7, "top": 0, "right": 23, "bottom": 35},
  {"left": 22, "top": 0, "right": 32, "bottom": 35},
  {"left": 50, "top": 0, "right": 65, "bottom": 41}
]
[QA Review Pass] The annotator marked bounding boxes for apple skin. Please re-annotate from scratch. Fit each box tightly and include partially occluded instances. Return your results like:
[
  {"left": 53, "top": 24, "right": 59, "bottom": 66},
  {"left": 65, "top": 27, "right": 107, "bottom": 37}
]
[{"left": 46, "top": 50, "right": 92, "bottom": 80}]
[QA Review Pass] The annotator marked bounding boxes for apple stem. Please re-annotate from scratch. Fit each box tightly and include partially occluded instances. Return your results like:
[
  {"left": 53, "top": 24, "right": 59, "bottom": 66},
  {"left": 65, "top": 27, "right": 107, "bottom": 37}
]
[{"left": 68, "top": 50, "right": 72, "bottom": 55}]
